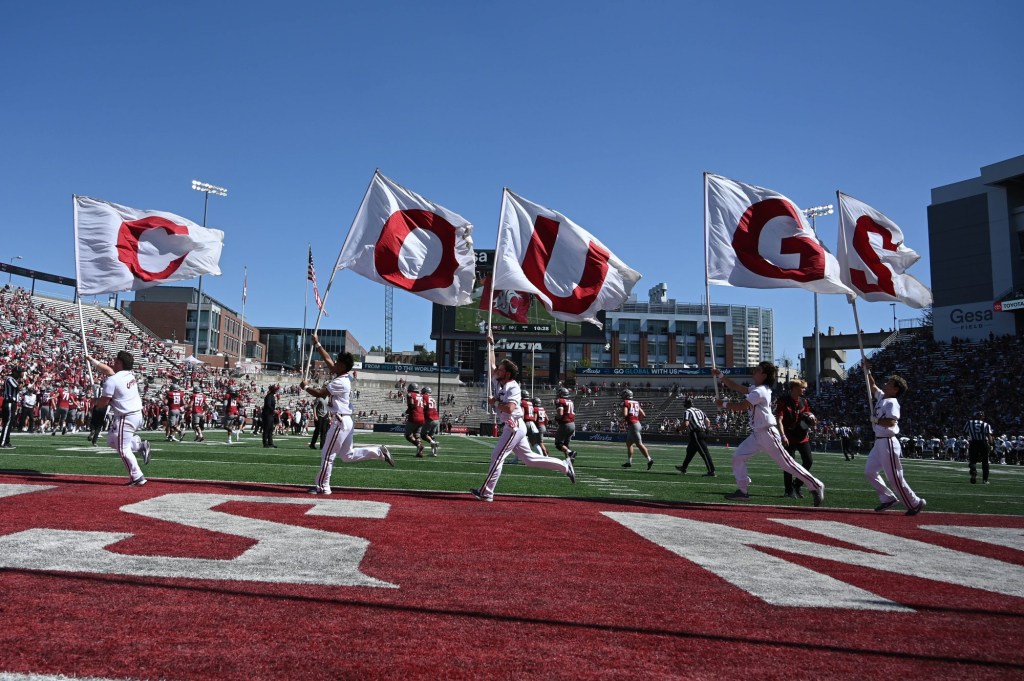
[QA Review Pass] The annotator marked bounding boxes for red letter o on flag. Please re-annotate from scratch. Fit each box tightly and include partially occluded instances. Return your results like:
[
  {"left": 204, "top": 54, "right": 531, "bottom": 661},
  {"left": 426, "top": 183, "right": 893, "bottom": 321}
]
[
  {"left": 117, "top": 217, "right": 190, "bottom": 282},
  {"left": 373, "top": 210, "right": 459, "bottom": 292},
  {"left": 732, "top": 199, "right": 825, "bottom": 282}
]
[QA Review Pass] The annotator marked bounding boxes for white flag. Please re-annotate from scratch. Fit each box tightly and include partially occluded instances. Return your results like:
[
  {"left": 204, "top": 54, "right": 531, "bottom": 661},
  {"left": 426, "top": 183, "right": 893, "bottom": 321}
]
[
  {"left": 836, "top": 192, "right": 932, "bottom": 308},
  {"left": 705, "top": 174, "right": 854, "bottom": 295},
  {"left": 74, "top": 196, "right": 224, "bottom": 296},
  {"left": 335, "top": 171, "right": 475, "bottom": 306},
  {"left": 493, "top": 190, "right": 641, "bottom": 328}
]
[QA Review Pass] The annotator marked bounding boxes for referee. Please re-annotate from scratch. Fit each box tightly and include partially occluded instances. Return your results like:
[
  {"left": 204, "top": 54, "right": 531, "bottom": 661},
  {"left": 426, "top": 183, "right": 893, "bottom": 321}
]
[
  {"left": 1, "top": 366, "right": 23, "bottom": 448},
  {"left": 964, "top": 410, "right": 994, "bottom": 485},
  {"left": 675, "top": 398, "right": 716, "bottom": 476}
]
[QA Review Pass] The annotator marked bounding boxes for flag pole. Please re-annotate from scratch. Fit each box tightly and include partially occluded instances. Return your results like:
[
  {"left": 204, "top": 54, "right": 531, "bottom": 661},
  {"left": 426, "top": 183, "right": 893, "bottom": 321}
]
[
  {"left": 238, "top": 266, "right": 247, "bottom": 366},
  {"left": 303, "top": 171, "right": 379, "bottom": 381},
  {"left": 302, "top": 245, "right": 310, "bottom": 374},
  {"left": 838, "top": 192, "right": 875, "bottom": 419},
  {"left": 703, "top": 173, "right": 719, "bottom": 401},
  {"left": 484, "top": 190, "right": 508, "bottom": 423},
  {"left": 72, "top": 195, "right": 96, "bottom": 386}
]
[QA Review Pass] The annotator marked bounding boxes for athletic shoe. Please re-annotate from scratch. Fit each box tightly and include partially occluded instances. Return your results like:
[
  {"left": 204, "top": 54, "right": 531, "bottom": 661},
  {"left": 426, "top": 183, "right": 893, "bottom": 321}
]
[
  {"left": 646, "top": 459, "right": 655, "bottom": 471},
  {"left": 675, "top": 465, "right": 686, "bottom": 474},
  {"left": 983, "top": 480, "right": 991, "bottom": 485},
  {"left": 621, "top": 462, "right": 632, "bottom": 468},
  {"left": 794, "top": 487, "right": 804, "bottom": 499},
  {"left": 128, "top": 476, "right": 147, "bottom": 487},
  {"left": 309, "top": 445, "right": 318, "bottom": 450},
  {"left": 140, "top": 440, "right": 152, "bottom": 465},
  {"left": 381, "top": 445, "right": 395, "bottom": 467},
  {"left": 906, "top": 498, "right": 927, "bottom": 516},
  {"left": 307, "top": 486, "right": 322, "bottom": 495},
  {"left": 470, "top": 488, "right": 493, "bottom": 502},
  {"left": 702, "top": 472, "right": 717, "bottom": 477},
  {"left": 416, "top": 446, "right": 425, "bottom": 458},
  {"left": 970, "top": 476, "right": 977, "bottom": 484},
  {"left": 430, "top": 442, "right": 438, "bottom": 457},
  {"left": 565, "top": 457, "right": 576, "bottom": 484},
  {"left": 568, "top": 450, "right": 578, "bottom": 461},
  {"left": 321, "top": 488, "right": 332, "bottom": 496},
  {"left": 812, "top": 488, "right": 825, "bottom": 507},
  {"left": 874, "top": 499, "right": 899, "bottom": 512},
  {"left": 783, "top": 491, "right": 798, "bottom": 499},
  {"left": 724, "top": 490, "right": 750, "bottom": 501}
]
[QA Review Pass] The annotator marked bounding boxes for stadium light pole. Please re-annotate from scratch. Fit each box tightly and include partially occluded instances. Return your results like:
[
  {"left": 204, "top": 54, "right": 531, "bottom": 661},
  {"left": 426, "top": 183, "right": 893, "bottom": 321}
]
[
  {"left": 7, "top": 255, "right": 22, "bottom": 285},
  {"left": 190, "top": 180, "right": 228, "bottom": 357},
  {"left": 803, "top": 204, "right": 833, "bottom": 395}
]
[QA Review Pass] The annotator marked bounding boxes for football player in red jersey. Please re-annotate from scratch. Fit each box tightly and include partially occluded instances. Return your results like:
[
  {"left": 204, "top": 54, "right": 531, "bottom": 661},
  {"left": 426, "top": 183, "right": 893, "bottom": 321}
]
[
  {"left": 224, "top": 387, "right": 241, "bottom": 444},
  {"left": 52, "top": 385, "right": 72, "bottom": 435},
  {"left": 620, "top": 389, "right": 654, "bottom": 470},
  {"left": 553, "top": 386, "right": 578, "bottom": 461},
  {"left": 421, "top": 386, "right": 441, "bottom": 456},
  {"left": 533, "top": 397, "right": 551, "bottom": 457},
  {"left": 165, "top": 383, "right": 185, "bottom": 442},
  {"left": 404, "top": 383, "right": 425, "bottom": 457},
  {"left": 190, "top": 385, "right": 208, "bottom": 442}
]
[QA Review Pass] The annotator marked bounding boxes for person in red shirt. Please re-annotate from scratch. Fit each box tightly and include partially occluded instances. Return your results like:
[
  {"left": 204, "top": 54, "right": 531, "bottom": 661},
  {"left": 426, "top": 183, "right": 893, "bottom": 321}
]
[
  {"left": 620, "top": 389, "right": 654, "bottom": 470},
  {"left": 404, "top": 383, "right": 425, "bottom": 457},
  {"left": 775, "top": 379, "right": 816, "bottom": 499},
  {"left": 165, "top": 383, "right": 185, "bottom": 442},
  {"left": 553, "top": 386, "right": 578, "bottom": 461},
  {"left": 533, "top": 397, "right": 551, "bottom": 457},
  {"left": 224, "top": 388, "right": 242, "bottom": 444},
  {"left": 52, "top": 385, "right": 72, "bottom": 435},
  {"left": 190, "top": 385, "right": 208, "bottom": 442},
  {"left": 421, "top": 386, "right": 441, "bottom": 456}
]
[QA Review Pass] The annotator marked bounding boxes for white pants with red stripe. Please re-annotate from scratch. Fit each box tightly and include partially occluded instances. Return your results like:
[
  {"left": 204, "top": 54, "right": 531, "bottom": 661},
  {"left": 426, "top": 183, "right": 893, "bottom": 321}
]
[
  {"left": 479, "top": 418, "right": 569, "bottom": 498},
  {"left": 731, "top": 426, "right": 823, "bottom": 495},
  {"left": 865, "top": 436, "right": 922, "bottom": 509},
  {"left": 106, "top": 412, "right": 144, "bottom": 482},
  {"left": 315, "top": 414, "right": 386, "bottom": 492}
]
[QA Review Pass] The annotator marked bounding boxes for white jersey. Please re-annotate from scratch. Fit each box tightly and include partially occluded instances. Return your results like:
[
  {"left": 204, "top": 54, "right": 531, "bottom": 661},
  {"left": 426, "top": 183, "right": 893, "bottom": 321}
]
[
  {"left": 745, "top": 384, "right": 777, "bottom": 430},
  {"left": 494, "top": 378, "right": 524, "bottom": 419},
  {"left": 872, "top": 387, "right": 900, "bottom": 437},
  {"left": 326, "top": 373, "right": 354, "bottom": 416},
  {"left": 103, "top": 370, "right": 143, "bottom": 416}
]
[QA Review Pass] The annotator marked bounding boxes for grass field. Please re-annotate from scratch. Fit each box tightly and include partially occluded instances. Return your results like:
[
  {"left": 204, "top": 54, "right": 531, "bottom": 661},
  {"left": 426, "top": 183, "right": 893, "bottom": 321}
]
[{"left": 2, "top": 429, "right": 1022, "bottom": 516}]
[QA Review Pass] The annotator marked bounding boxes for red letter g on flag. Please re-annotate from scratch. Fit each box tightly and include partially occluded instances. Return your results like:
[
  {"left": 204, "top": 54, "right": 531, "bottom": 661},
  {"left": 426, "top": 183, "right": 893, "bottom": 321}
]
[{"left": 733, "top": 199, "right": 825, "bottom": 283}]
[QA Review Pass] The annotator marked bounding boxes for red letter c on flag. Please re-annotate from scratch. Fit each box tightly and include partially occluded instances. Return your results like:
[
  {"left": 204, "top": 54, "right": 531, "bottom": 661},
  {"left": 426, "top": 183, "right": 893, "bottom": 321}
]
[
  {"left": 732, "top": 199, "right": 825, "bottom": 282},
  {"left": 850, "top": 216, "right": 898, "bottom": 296},
  {"left": 521, "top": 216, "right": 610, "bottom": 315},
  {"left": 117, "top": 217, "right": 190, "bottom": 282},
  {"left": 374, "top": 210, "right": 459, "bottom": 292}
]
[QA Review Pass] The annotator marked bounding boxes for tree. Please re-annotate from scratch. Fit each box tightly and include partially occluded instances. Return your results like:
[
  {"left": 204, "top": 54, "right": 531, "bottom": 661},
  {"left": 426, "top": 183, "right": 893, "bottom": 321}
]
[{"left": 919, "top": 305, "right": 933, "bottom": 328}]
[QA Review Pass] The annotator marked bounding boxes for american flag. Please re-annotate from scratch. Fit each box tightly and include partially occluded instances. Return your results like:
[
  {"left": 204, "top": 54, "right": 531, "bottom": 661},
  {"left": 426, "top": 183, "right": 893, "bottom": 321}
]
[{"left": 308, "top": 247, "right": 327, "bottom": 316}]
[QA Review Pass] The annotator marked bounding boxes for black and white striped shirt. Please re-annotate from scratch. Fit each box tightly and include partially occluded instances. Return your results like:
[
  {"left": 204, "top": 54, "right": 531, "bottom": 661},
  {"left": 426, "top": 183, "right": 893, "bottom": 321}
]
[
  {"left": 963, "top": 418, "right": 992, "bottom": 442},
  {"left": 684, "top": 407, "right": 707, "bottom": 433},
  {"left": 3, "top": 376, "right": 19, "bottom": 403}
]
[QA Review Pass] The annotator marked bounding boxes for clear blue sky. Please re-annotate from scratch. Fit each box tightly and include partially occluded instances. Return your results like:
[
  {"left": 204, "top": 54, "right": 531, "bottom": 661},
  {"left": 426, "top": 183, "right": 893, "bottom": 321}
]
[{"left": 2, "top": 1, "right": 1021, "bottom": 365}]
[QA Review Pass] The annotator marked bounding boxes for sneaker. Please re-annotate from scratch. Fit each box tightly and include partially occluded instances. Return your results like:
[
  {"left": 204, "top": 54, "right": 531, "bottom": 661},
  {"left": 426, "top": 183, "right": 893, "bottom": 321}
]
[
  {"left": 307, "top": 486, "right": 322, "bottom": 495},
  {"left": 724, "top": 490, "right": 750, "bottom": 501},
  {"left": 380, "top": 445, "right": 395, "bottom": 467},
  {"left": 321, "top": 488, "right": 332, "bottom": 496},
  {"left": 675, "top": 465, "right": 686, "bottom": 474},
  {"left": 565, "top": 457, "right": 577, "bottom": 484},
  {"left": 812, "top": 488, "right": 825, "bottom": 508},
  {"left": 983, "top": 480, "right": 991, "bottom": 485},
  {"left": 569, "top": 450, "right": 578, "bottom": 461},
  {"left": 702, "top": 472, "right": 717, "bottom": 477},
  {"left": 622, "top": 462, "right": 632, "bottom": 468},
  {"left": 140, "top": 440, "right": 152, "bottom": 465},
  {"left": 783, "top": 491, "right": 798, "bottom": 499},
  {"left": 646, "top": 458, "right": 655, "bottom": 471},
  {"left": 431, "top": 442, "right": 438, "bottom": 457},
  {"left": 128, "top": 476, "right": 147, "bottom": 486},
  {"left": 470, "top": 488, "right": 493, "bottom": 502},
  {"left": 970, "top": 476, "right": 977, "bottom": 484},
  {"left": 416, "top": 446, "right": 425, "bottom": 458},
  {"left": 794, "top": 487, "right": 804, "bottom": 499},
  {"left": 874, "top": 499, "right": 899, "bottom": 512},
  {"left": 906, "top": 498, "right": 927, "bottom": 516}
]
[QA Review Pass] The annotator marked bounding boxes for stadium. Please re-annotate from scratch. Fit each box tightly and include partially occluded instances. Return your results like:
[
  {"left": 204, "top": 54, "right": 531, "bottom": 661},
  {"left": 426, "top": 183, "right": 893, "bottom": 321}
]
[{"left": 1, "top": 154, "right": 1024, "bottom": 680}]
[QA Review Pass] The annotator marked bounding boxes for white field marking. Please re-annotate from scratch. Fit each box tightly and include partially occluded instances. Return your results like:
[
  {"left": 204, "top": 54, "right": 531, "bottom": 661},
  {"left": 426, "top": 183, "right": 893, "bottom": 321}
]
[
  {"left": 0, "top": 484, "right": 57, "bottom": 499},
  {"left": 605, "top": 511, "right": 908, "bottom": 611},
  {"left": 0, "top": 493, "right": 396, "bottom": 587},
  {"left": 922, "top": 525, "right": 1024, "bottom": 552}
]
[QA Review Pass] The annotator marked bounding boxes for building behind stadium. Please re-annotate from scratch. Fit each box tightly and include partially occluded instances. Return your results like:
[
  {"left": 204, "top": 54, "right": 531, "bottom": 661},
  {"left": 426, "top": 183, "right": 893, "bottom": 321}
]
[
  {"left": 430, "top": 250, "right": 773, "bottom": 387},
  {"left": 929, "top": 154, "right": 1024, "bottom": 342}
]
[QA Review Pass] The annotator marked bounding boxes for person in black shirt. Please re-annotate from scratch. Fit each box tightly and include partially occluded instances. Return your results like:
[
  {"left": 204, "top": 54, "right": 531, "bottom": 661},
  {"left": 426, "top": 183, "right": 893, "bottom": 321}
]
[
  {"left": 1, "top": 366, "right": 23, "bottom": 448},
  {"left": 963, "top": 411, "right": 994, "bottom": 484},
  {"left": 262, "top": 385, "right": 278, "bottom": 448},
  {"left": 775, "top": 379, "right": 816, "bottom": 499},
  {"left": 309, "top": 396, "right": 328, "bottom": 450}
]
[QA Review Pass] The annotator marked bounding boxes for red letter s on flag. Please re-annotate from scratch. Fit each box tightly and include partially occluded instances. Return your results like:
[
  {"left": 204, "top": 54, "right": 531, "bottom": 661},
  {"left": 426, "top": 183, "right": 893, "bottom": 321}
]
[{"left": 850, "top": 216, "right": 898, "bottom": 297}]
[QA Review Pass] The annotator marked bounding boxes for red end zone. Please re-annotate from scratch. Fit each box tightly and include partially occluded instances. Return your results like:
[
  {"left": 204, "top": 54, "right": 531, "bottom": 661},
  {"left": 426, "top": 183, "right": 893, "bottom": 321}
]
[{"left": 1, "top": 473, "right": 1022, "bottom": 680}]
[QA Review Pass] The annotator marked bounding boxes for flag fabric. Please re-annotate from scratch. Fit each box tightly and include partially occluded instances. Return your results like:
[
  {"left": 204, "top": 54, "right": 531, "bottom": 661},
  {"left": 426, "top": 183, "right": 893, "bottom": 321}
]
[
  {"left": 73, "top": 195, "right": 224, "bottom": 296},
  {"left": 705, "top": 174, "right": 854, "bottom": 295},
  {"left": 836, "top": 192, "right": 932, "bottom": 308},
  {"left": 478, "top": 273, "right": 533, "bottom": 323},
  {"left": 307, "top": 247, "right": 328, "bottom": 316},
  {"left": 334, "top": 171, "right": 475, "bottom": 306},
  {"left": 242, "top": 268, "right": 247, "bottom": 305},
  {"left": 492, "top": 190, "right": 641, "bottom": 328}
]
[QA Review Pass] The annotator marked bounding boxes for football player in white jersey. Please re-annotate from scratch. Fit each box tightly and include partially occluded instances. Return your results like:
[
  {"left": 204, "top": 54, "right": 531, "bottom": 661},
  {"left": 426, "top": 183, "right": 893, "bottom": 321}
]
[
  {"left": 301, "top": 335, "right": 394, "bottom": 495},
  {"left": 87, "top": 351, "right": 152, "bottom": 486}
]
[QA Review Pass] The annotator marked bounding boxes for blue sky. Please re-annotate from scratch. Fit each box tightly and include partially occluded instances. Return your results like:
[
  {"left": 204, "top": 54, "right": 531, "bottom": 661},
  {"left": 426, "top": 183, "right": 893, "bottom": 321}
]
[{"left": 2, "top": 1, "right": 1021, "bottom": 365}]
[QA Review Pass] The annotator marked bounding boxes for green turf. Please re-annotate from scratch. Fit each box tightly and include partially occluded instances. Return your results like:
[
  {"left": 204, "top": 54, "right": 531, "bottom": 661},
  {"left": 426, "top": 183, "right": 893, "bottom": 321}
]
[{"left": 2, "top": 430, "right": 1022, "bottom": 515}]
